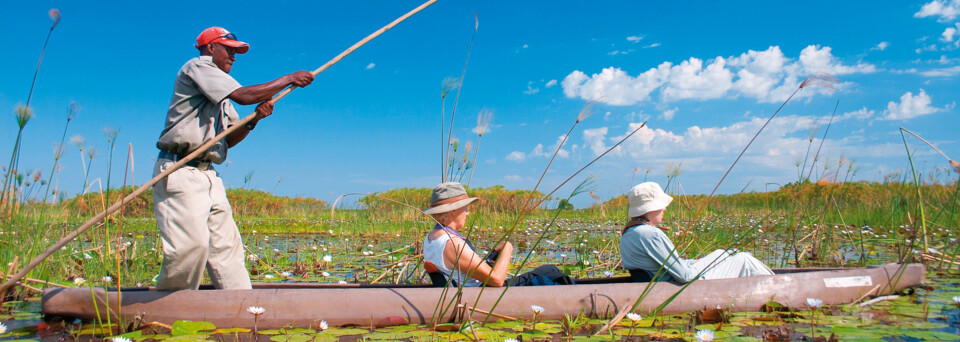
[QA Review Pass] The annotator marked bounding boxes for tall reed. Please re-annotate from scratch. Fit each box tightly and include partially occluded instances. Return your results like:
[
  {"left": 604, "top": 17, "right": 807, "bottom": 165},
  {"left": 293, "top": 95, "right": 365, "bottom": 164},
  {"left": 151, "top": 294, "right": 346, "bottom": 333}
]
[
  {"left": 443, "top": 13, "right": 479, "bottom": 182},
  {"left": 467, "top": 109, "right": 492, "bottom": 187},
  {"left": 440, "top": 77, "right": 459, "bottom": 181}
]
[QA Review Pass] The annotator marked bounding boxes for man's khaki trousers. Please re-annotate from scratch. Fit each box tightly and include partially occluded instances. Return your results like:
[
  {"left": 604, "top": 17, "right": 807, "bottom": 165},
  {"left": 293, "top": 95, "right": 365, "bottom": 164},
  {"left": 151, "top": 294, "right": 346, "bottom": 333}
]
[{"left": 152, "top": 158, "right": 252, "bottom": 290}]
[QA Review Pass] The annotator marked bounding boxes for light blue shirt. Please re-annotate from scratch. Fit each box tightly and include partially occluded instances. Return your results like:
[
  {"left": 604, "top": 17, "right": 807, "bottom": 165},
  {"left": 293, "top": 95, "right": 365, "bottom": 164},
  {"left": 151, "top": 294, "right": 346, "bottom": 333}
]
[{"left": 620, "top": 224, "right": 700, "bottom": 283}]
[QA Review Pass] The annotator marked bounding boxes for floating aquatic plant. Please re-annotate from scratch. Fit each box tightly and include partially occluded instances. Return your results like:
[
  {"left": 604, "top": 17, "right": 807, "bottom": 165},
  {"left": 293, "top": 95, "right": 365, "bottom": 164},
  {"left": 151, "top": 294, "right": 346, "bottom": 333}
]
[{"left": 695, "top": 329, "right": 714, "bottom": 341}]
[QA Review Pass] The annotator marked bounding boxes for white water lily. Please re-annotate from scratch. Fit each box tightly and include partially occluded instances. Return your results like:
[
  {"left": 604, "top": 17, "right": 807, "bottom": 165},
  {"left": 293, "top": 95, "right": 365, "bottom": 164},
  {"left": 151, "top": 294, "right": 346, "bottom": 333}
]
[
  {"left": 101, "top": 276, "right": 113, "bottom": 282},
  {"left": 321, "top": 271, "right": 331, "bottom": 277},
  {"left": 806, "top": 298, "right": 823, "bottom": 308},
  {"left": 530, "top": 305, "right": 544, "bottom": 314},
  {"left": 626, "top": 312, "right": 642, "bottom": 322},
  {"left": 504, "top": 339, "right": 519, "bottom": 342},
  {"left": 695, "top": 329, "right": 714, "bottom": 341},
  {"left": 603, "top": 271, "right": 614, "bottom": 277},
  {"left": 953, "top": 296, "right": 960, "bottom": 304},
  {"left": 323, "top": 255, "right": 333, "bottom": 262},
  {"left": 112, "top": 337, "right": 132, "bottom": 342},
  {"left": 318, "top": 320, "right": 329, "bottom": 331},
  {"left": 280, "top": 272, "right": 293, "bottom": 277},
  {"left": 247, "top": 306, "right": 266, "bottom": 315},
  {"left": 264, "top": 274, "right": 275, "bottom": 279},
  {"left": 73, "top": 277, "right": 86, "bottom": 286},
  {"left": 0, "top": 322, "right": 6, "bottom": 334}
]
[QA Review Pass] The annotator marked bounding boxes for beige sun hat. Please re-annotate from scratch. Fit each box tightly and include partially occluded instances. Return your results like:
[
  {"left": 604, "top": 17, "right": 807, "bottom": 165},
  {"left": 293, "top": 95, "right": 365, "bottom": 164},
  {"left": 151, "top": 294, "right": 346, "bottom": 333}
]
[
  {"left": 627, "top": 182, "right": 673, "bottom": 218},
  {"left": 423, "top": 182, "right": 478, "bottom": 215}
]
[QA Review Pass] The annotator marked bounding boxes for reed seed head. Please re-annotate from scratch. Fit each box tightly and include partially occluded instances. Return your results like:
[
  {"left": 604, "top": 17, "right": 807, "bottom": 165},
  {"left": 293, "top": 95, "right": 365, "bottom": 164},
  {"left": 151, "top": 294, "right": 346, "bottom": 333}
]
[
  {"left": 49, "top": 9, "right": 61, "bottom": 29},
  {"left": 15, "top": 104, "right": 34, "bottom": 129},
  {"left": 799, "top": 73, "right": 838, "bottom": 90},
  {"left": 67, "top": 101, "right": 80, "bottom": 121},
  {"left": 476, "top": 109, "right": 493, "bottom": 136},
  {"left": 951, "top": 160, "right": 960, "bottom": 174},
  {"left": 103, "top": 126, "right": 119, "bottom": 143},
  {"left": 441, "top": 77, "right": 460, "bottom": 99},
  {"left": 576, "top": 101, "right": 598, "bottom": 123},
  {"left": 70, "top": 135, "right": 84, "bottom": 150}
]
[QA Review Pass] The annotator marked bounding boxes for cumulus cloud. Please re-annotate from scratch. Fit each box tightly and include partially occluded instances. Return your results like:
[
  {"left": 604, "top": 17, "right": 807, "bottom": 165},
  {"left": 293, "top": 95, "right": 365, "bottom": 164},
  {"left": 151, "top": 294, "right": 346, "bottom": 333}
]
[
  {"left": 506, "top": 151, "right": 526, "bottom": 162},
  {"left": 915, "top": 0, "right": 960, "bottom": 22},
  {"left": 366, "top": 63, "right": 375, "bottom": 69},
  {"left": 627, "top": 35, "right": 644, "bottom": 43},
  {"left": 919, "top": 65, "right": 960, "bottom": 76},
  {"left": 881, "top": 89, "right": 943, "bottom": 120},
  {"left": 941, "top": 26, "right": 957, "bottom": 42},
  {"left": 545, "top": 79, "right": 558, "bottom": 88},
  {"left": 871, "top": 42, "right": 890, "bottom": 51},
  {"left": 562, "top": 45, "right": 866, "bottom": 105},
  {"left": 840, "top": 107, "right": 875, "bottom": 120},
  {"left": 582, "top": 127, "right": 610, "bottom": 156}
]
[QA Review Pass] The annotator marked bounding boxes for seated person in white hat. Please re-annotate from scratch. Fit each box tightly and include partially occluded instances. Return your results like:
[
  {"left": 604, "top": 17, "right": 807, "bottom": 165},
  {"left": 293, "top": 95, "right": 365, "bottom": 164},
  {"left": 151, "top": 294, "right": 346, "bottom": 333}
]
[
  {"left": 422, "top": 182, "right": 573, "bottom": 287},
  {"left": 620, "top": 182, "right": 774, "bottom": 283}
]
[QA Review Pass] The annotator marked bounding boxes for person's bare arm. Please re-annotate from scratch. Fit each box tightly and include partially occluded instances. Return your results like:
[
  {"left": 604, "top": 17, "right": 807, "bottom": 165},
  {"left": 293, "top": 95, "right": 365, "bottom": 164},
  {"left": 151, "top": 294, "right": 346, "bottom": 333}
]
[
  {"left": 228, "top": 71, "right": 314, "bottom": 105},
  {"left": 446, "top": 238, "right": 513, "bottom": 287}
]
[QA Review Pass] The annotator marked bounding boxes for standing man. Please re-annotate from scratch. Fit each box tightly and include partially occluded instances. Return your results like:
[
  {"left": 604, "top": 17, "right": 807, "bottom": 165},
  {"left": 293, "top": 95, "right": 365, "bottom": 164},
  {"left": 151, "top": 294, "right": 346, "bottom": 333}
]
[{"left": 153, "top": 27, "right": 314, "bottom": 290}]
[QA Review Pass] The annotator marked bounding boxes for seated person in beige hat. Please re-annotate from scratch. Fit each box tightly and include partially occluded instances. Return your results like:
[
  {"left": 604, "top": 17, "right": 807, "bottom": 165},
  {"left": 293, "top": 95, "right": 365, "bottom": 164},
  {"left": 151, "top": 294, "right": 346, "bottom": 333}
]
[
  {"left": 620, "top": 182, "right": 773, "bottom": 283},
  {"left": 422, "top": 182, "right": 573, "bottom": 287}
]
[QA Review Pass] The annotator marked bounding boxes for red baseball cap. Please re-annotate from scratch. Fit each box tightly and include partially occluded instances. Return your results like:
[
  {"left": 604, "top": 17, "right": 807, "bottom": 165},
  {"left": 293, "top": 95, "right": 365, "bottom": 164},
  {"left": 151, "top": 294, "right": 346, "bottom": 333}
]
[{"left": 195, "top": 27, "right": 249, "bottom": 54}]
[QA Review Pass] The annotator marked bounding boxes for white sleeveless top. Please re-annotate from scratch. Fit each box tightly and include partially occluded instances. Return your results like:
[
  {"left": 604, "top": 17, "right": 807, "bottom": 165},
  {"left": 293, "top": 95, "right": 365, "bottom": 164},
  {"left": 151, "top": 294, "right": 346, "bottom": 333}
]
[{"left": 423, "top": 233, "right": 482, "bottom": 287}]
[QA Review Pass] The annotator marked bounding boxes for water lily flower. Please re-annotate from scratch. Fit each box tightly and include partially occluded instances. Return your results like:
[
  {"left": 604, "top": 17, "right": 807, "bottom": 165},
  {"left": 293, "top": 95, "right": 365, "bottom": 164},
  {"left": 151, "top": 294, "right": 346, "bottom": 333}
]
[
  {"left": 73, "top": 277, "right": 86, "bottom": 286},
  {"left": 952, "top": 296, "right": 960, "bottom": 304},
  {"left": 247, "top": 306, "right": 266, "bottom": 315},
  {"left": 112, "top": 337, "right": 132, "bottom": 342},
  {"left": 530, "top": 305, "right": 544, "bottom": 314},
  {"left": 280, "top": 272, "right": 293, "bottom": 277},
  {"left": 504, "top": 339, "right": 519, "bottom": 342},
  {"left": 248, "top": 254, "right": 259, "bottom": 261},
  {"left": 318, "top": 320, "right": 329, "bottom": 331},
  {"left": 695, "top": 329, "right": 714, "bottom": 341},
  {"left": 101, "top": 276, "right": 113, "bottom": 282},
  {"left": 264, "top": 274, "right": 275, "bottom": 279},
  {"left": 806, "top": 298, "right": 823, "bottom": 308},
  {"left": 604, "top": 271, "right": 614, "bottom": 277},
  {"left": 0, "top": 322, "right": 6, "bottom": 334},
  {"left": 626, "top": 312, "right": 642, "bottom": 322},
  {"left": 323, "top": 255, "right": 333, "bottom": 262},
  {"left": 322, "top": 271, "right": 331, "bottom": 277}
]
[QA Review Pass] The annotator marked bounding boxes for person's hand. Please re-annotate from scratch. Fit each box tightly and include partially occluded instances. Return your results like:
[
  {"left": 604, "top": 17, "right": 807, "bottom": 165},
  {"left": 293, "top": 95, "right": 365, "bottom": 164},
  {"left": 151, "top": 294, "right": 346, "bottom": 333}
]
[
  {"left": 495, "top": 241, "right": 513, "bottom": 252},
  {"left": 254, "top": 101, "right": 274, "bottom": 122},
  {"left": 657, "top": 225, "right": 671, "bottom": 232},
  {"left": 287, "top": 71, "right": 314, "bottom": 88}
]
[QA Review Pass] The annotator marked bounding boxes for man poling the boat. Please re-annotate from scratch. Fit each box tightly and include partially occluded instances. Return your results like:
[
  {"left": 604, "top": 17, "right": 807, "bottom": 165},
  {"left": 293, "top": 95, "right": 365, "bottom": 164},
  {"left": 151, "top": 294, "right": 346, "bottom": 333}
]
[
  {"left": 620, "top": 182, "right": 774, "bottom": 283},
  {"left": 151, "top": 27, "right": 315, "bottom": 291},
  {"left": 422, "top": 182, "right": 574, "bottom": 287}
]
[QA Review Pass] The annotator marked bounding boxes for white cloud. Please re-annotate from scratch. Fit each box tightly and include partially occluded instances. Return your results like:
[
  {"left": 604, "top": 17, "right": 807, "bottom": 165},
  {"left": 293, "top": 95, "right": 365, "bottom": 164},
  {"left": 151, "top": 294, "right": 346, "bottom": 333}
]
[
  {"left": 882, "top": 89, "right": 941, "bottom": 120},
  {"left": 562, "top": 45, "right": 865, "bottom": 106},
  {"left": 915, "top": 0, "right": 960, "bottom": 22},
  {"left": 582, "top": 127, "right": 610, "bottom": 156},
  {"left": 643, "top": 43, "right": 661, "bottom": 49},
  {"left": 365, "top": 63, "right": 375, "bottom": 69},
  {"left": 871, "top": 42, "right": 890, "bottom": 51},
  {"left": 919, "top": 65, "right": 960, "bottom": 76},
  {"left": 840, "top": 107, "right": 875, "bottom": 120},
  {"left": 627, "top": 35, "right": 644, "bottom": 43},
  {"left": 524, "top": 81, "right": 540, "bottom": 95},
  {"left": 941, "top": 26, "right": 958, "bottom": 42},
  {"left": 523, "top": 44, "right": 529, "bottom": 49},
  {"left": 504, "top": 175, "right": 523, "bottom": 181},
  {"left": 545, "top": 79, "right": 558, "bottom": 88},
  {"left": 661, "top": 57, "right": 734, "bottom": 101},
  {"left": 506, "top": 151, "right": 526, "bottom": 162},
  {"left": 661, "top": 107, "right": 678, "bottom": 121}
]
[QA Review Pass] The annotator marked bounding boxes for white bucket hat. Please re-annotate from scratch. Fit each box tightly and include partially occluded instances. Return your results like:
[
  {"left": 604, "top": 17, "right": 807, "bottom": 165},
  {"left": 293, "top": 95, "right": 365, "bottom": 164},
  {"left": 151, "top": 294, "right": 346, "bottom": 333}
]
[
  {"left": 627, "top": 182, "right": 673, "bottom": 218},
  {"left": 423, "top": 182, "right": 478, "bottom": 215}
]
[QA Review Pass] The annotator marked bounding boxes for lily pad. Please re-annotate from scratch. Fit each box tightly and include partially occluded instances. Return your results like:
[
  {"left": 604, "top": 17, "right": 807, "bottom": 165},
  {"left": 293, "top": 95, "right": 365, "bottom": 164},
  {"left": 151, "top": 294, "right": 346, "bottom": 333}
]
[{"left": 171, "top": 320, "right": 216, "bottom": 336}]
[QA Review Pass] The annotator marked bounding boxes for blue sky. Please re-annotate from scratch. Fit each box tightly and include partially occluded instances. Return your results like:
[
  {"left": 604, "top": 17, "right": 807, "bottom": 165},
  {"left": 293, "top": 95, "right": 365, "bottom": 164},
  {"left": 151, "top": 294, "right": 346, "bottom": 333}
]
[{"left": 1, "top": 0, "right": 958, "bottom": 208}]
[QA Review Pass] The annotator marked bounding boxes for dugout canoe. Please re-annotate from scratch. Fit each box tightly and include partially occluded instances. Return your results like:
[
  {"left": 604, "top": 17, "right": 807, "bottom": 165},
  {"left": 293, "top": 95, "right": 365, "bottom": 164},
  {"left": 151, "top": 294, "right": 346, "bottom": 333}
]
[{"left": 42, "top": 263, "right": 923, "bottom": 329}]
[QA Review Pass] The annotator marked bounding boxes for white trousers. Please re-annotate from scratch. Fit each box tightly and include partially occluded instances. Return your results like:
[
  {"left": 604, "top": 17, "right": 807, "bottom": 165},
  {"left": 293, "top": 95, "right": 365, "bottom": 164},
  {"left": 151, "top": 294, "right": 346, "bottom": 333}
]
[
  {"left": 152, "top": 159, "right": 251, "bottom": 290},
  {"left": 692, "top": 249, "right": 774, "bottom": 280}
]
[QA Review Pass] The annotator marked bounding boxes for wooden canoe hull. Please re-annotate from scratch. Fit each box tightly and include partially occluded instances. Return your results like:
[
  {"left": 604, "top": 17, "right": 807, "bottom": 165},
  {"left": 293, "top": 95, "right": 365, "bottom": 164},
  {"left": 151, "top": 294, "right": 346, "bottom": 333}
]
[{"left": 42, "top": 263, "right": 923, "bottom": 329}]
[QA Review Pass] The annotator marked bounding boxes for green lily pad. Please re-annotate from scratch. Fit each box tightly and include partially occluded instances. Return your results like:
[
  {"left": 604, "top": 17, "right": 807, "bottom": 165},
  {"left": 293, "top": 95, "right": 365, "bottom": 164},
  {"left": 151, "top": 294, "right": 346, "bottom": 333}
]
[{"left": 171, "top": 320, "right": 216, "bottom": 336}]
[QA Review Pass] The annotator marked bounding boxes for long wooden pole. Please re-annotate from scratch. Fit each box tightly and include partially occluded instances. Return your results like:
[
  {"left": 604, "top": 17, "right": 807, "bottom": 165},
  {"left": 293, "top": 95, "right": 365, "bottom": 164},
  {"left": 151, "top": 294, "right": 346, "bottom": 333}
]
[{"left": 0, "top": 0, "right": 439, "bottom": 294}]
